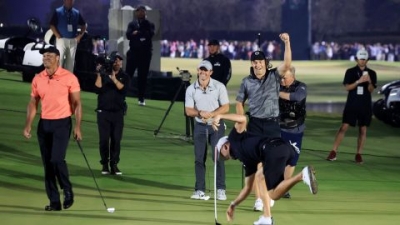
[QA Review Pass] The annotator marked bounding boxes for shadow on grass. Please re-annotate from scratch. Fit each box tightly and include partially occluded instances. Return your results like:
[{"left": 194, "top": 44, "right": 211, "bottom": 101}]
[
  {"left": 0, "top": 144, "right": 42, "bottom": 166},
  {"left": 0, "top": 206, "right": 212, "bottom": 224},
  {"left": 0, "top": 143, "right": 192, "bottom": 196}
]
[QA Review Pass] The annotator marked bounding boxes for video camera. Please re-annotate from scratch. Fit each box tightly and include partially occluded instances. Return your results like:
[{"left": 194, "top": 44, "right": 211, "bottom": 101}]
[
  {"left": 176, "top": 67, "right": 192, "bottom": 82},
  {"left": 96, "top": 51, "right": 120, "bottom": 75},
  {"left": 95, "top": 51, "right": 123, "bottom": 84}
]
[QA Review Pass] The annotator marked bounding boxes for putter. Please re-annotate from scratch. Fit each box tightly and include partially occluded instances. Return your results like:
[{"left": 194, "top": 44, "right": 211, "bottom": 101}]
[
  {"left": 214, "top": 145, "right": 221, "bottom": 225},
  {"left": 200, "top": 129, "right": 211, "bottom": 201},
  {"left": 76, "top": 140, "right": 115, "bottom": 213}
]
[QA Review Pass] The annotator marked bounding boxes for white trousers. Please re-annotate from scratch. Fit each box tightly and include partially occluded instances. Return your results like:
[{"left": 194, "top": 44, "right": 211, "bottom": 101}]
[{"left": 56, "top": 38, "right": 78, "bottom": 72}]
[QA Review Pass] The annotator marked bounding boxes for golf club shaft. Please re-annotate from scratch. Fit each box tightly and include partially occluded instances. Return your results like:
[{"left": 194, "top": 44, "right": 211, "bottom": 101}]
[
  {"left": 76, "top": 140, "right": 108, "bottom": 209},
  {"left": 206, "top": 129, "right": 211, "bottom": 193},
  {"left": 214, "top": 144, "right": 218, "bottom": 222},
  {"left": 242, "top": 164, "right": 244, "bottom": 188}
]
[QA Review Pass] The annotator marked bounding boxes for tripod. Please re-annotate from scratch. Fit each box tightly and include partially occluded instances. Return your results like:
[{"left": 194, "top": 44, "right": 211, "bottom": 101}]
[{"left": 154, "top": 72, "right": 194, "bottom": 141}]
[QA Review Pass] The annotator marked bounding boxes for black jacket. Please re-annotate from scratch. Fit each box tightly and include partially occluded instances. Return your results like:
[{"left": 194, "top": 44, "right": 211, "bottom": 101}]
[
  {"left": 126, "top": 19, "right": 155, "bottom": 51},
  {"left": 205, "top": 53, "right": 232, "bottom": 85}
]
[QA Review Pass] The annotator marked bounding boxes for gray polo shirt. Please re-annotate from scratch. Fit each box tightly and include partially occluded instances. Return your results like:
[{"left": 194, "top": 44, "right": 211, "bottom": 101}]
[
  {"left": 236, "top": 68, "right": 280, "bottom": 118},
  {"left": 185, "top": 78, "right": 229, "bottom": 124}
]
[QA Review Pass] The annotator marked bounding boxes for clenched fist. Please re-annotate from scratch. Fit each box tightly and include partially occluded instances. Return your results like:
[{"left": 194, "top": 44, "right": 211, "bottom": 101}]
[{"left": 279, "top": 33, "right": 290, "bottom": 43}]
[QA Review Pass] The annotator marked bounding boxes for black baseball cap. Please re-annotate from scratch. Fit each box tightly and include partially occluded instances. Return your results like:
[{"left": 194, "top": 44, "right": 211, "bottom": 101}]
[
  {"left": 114, "top": 53, "right": 123, "bottom": 60},
  {"left": 39, "top": 46, "right": 60, "bottom": 56},
  {"left": 109, "top": 51, "right": 123, "bottom": 61},
  {"left": 135, "top": 5, "right": 146, "bottom": 11},
  {"left": 208, "top": 39, "right": 220, "bottom": 46},
  {"left": 250, "top": 50, "right": 266, "bottom": 61}
]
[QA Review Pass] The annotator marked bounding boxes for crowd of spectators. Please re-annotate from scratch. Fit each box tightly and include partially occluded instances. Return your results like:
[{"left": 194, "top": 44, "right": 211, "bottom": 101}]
[
  {"left": 92, "top": 38, "right": 400, "bottom": 62},
  {"left": 159, "top": 39, "right": 400, "bottom": 62},
  {"left": 310, "top": 41, "right": 400, "bottom": 62}
]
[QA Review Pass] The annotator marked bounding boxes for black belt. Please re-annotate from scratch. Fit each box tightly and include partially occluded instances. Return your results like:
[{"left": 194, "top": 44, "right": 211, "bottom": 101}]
[
  {"left": 250, "top": 116, "right": 279, "bottom": 122},
  {"left": 196, "top": 122, "right": 209, "bottom": 126},
  {"left": 260, "top": 138, "right": 286, "bottom": 154}
]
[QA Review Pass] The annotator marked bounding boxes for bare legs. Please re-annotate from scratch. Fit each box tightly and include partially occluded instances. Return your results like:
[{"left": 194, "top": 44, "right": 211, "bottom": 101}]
[
  {"left": 331, "top": 123, "right": 367, "bottom": 156},
  {"left": 357, "top": 126, "right": 367, "bottom": 154},
  {"left": 332, "top": 123, "right": 349, "bottom": 152}
]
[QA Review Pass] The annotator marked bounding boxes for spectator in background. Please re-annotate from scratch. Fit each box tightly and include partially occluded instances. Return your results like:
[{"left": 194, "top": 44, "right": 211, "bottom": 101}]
[
  {"left": 205, "top": 39, "right": 232, "bottom": 86},
  {"left": 49, "top": 0, "right": 86, "bottom": 72},
  {"left": 267, "top": 41, "right": 275, "bottom": 59},
  {"left": 125, "top": 5, "right": 155, "bottom": 106},
  {"left": 326, "top": 49, "right": 377, "bottom": 164}
]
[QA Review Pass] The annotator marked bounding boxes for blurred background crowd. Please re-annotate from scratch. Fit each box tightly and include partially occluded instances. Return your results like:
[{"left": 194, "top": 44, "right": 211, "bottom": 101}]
[{"left": 93, "top": 39, "right": 400, "bottom": 61}]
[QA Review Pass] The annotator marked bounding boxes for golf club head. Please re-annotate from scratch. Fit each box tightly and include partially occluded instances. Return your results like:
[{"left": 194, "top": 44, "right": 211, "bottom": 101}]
[{"left": 215, "top": 220, "right": 221, "bottom": 225}]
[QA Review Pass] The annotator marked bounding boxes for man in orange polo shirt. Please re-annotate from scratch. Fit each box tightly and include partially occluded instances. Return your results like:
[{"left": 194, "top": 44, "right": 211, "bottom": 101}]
[{"left": 23, "top": 46, "right": 82, "bottom": 211}]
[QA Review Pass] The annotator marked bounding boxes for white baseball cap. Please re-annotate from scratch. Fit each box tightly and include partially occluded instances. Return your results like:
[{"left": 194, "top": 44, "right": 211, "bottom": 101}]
[
  {"left": 197, "top": 60, "right": 213, "bottom": 71},
  {"left": 356, "top": 49, "right": 369, "bottom": 60},
  {"left": 216, "top": 136, "right": 229, "bottom": 159}
]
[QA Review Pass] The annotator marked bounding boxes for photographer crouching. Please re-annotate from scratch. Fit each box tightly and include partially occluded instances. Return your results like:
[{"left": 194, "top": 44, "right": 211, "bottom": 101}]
[{"left": 95, "top": 51, "right": 129, "bottom": 175}]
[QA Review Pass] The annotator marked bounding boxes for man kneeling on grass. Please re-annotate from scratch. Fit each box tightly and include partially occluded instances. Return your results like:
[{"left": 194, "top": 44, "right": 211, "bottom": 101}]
[{"left": 212, "top": 113, "right": 318, "bottom": 225}]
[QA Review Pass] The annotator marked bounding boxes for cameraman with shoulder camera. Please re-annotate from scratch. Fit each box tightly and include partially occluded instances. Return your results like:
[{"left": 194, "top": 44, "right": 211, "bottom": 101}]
[
  {"left": 95, "top": 52, "right": 129, "bottom": 175},
  {"left": 125, "top": 5, "right": 155, "bottom": 106}
]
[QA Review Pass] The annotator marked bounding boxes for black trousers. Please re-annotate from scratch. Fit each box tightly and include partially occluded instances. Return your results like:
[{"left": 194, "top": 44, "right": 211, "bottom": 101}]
[
  {"left": 247, "top": 116, "right": 281, "bottom": 138},
  {"left": 261, "top": 140, "right": 294, "bottom": 190},
  {"left": 37, "top": 117, "right": 72, "bottom": 204},
  {"left": 126, "top": 49, "right": 152, "bottom": 102},
  {"left": 97, "top": 110, "right": 124, "bottom": 165}
]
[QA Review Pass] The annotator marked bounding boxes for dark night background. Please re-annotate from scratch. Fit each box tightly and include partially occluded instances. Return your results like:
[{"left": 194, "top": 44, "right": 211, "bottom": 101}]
[{"left": 1, "top": 0, "right": 399, "bottom": 45}]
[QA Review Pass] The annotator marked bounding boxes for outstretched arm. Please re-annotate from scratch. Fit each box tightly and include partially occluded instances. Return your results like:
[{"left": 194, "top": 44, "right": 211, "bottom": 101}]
[
  {"left": 212, "top": 113, "right": 247, "bottom": 133},
  {"left": 277, "top": 33, "right": 292, "bottom": 76},
  {"left": 226, "top": 174, "right": 255, "bottom": 222}
]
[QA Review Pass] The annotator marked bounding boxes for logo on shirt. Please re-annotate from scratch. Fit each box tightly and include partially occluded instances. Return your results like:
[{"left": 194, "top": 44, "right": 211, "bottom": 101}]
[{"left": 214, "top": 62, "right": 221, "bottom": 67}]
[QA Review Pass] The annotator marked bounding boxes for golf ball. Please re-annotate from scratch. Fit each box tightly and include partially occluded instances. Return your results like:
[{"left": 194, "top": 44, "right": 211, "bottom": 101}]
[{"left": 107, "top": 207, "right": 115, "bottom": 213}]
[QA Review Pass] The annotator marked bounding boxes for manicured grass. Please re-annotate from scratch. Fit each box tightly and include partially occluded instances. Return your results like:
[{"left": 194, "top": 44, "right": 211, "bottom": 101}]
[{"left": 0, "top": 60, "right": 400, "bottom": 225}]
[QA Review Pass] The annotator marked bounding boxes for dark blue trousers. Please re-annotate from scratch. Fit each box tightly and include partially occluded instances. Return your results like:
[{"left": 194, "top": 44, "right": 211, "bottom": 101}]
[{"left": 37, "top": 117, "right": 72, "bottom": 204}]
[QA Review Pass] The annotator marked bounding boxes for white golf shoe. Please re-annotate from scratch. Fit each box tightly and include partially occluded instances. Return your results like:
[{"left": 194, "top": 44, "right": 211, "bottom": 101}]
[
  {"left": 302, "top": 165, "right": 318, "bottom": 194},
  {"left": 217, "top": 189, "right": 227, "bottom": 200},
  {"left": 253, "top": 215, "right": 273, "bottom": 225},
  {"left": 254, "top": 198, "right": 263, "bottom": 211},
  {"left": 190, "top": 190, "right": 209, "bottom": 200},
  {"left": 253, "top": 198, "right": 275, "bottom": 211}
]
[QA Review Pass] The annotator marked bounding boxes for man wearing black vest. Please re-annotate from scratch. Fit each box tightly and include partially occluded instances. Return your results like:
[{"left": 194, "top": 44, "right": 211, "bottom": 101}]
[{"left": 279, "top": 66, "right": 307, "bottom": 198}]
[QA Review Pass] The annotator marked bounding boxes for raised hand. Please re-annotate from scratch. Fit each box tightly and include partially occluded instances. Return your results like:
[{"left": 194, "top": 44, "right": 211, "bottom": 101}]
[{"left": 279, "top": 33, "right": 290, "bottom": 43}]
